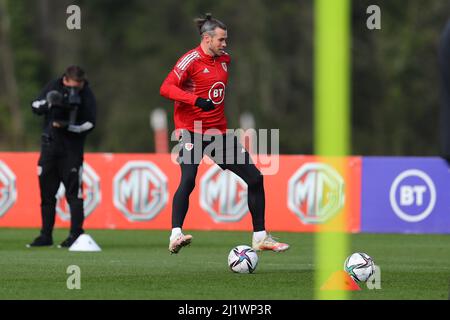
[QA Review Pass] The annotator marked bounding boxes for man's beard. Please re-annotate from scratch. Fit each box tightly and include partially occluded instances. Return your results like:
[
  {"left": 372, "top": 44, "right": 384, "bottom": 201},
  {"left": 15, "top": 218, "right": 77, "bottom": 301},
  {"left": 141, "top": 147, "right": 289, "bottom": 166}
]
[{"left": 209, "top": 45, "right": 223, "bottom": 57}]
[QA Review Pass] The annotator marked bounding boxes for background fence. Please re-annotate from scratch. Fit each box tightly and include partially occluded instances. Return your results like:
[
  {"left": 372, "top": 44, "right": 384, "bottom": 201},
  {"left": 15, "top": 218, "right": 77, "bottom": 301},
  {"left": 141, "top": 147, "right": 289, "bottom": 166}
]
[{"left": 1, "top": 152, "right": 448, "bottom": 233}]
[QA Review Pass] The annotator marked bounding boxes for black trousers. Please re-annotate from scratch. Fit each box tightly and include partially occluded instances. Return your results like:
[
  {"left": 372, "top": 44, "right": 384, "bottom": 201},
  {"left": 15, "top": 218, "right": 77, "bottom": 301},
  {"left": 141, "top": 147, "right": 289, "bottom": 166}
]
[
  {"left": 172, "top": 131, "right": 266, "bottom": 231},
  {"left": 38, "top": 136, "right": 84, "bottom": 237}
]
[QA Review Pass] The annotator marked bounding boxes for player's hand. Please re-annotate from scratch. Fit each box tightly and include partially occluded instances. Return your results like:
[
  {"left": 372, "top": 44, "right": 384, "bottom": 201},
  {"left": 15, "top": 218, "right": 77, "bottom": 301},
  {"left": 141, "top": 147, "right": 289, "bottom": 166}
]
[{"left": 195, "top": 97, "right": 215, "bottom": 112}]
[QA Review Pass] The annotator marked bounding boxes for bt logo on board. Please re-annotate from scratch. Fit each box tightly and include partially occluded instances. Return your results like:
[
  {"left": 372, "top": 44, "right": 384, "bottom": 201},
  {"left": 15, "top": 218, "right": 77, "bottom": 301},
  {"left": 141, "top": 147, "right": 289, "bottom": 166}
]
[{"left": 389, "top": 169, "right": 436, "bottom": 223}]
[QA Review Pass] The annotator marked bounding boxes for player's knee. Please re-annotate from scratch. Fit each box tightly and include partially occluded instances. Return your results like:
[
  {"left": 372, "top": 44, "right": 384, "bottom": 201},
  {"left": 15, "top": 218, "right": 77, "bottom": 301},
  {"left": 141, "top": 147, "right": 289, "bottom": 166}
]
[
  {"left": 66, "top": 195, "right": 82, "bottom": 205},
  {"left": 181, "top": 174, "right": 196, "bottom": 191},
  {"left": 247, "top": 172, "right": 264, "bottom": 189},
  {"left": 41, "top": 197, "right": 57, "bottom": 206}
]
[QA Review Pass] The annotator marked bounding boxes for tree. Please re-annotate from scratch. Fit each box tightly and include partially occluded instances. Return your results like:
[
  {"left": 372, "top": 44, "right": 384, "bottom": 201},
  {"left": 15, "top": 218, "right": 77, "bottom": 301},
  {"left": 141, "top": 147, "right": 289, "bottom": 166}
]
[{"left": 0, "top": 0, "right": 23, "bottom": 148}]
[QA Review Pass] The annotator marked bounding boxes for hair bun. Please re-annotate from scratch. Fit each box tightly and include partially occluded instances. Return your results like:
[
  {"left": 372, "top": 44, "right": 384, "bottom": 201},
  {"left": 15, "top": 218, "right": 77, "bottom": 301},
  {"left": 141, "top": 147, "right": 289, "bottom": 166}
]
[{"left": 205, "top": 13, "right": 212, "bottom": 20}]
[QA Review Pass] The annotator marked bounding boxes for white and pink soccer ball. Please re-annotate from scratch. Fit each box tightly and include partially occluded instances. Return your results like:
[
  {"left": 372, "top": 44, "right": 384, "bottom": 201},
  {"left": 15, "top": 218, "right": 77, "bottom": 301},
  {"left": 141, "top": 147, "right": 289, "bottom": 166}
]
[{"left": 228, "top": 245, "right": 259, "bottom": 274}]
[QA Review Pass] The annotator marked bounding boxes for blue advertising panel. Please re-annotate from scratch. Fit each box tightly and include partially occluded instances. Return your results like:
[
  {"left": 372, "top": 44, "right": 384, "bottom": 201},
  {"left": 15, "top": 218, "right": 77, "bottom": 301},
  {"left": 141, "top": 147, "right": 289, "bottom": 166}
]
[{"left": 361, "top": 157, "right": 450, "bottom": 233}]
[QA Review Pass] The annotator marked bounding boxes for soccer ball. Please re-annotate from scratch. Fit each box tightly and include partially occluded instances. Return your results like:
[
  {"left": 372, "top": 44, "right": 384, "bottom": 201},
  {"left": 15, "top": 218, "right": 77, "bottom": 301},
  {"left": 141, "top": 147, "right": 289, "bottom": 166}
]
[
  {"left": 344, "top": 252, "right": 375, "bottom": 282},
  {"left": 228, "top": 245, "right": 258, "bottom": 274}
]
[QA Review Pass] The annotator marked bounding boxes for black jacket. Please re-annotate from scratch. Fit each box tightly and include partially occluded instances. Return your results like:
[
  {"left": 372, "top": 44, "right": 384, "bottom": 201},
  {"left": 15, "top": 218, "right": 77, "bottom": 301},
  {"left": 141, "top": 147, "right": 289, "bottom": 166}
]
[{"left": 31, "top": 78, "right": 97, "bottom": 145}]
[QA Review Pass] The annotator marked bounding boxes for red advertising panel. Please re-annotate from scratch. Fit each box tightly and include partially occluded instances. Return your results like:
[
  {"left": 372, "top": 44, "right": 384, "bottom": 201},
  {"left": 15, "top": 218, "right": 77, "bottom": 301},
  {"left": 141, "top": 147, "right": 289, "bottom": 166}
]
[{"left": 0, "top": 153, "right": 361, "bottom": 232}]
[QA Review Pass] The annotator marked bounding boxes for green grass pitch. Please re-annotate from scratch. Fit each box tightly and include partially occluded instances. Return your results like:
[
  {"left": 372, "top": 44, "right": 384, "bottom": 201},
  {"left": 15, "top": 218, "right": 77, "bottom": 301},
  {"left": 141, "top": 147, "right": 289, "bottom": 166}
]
[{"left": 0, "top": 228, "right": 449, "bottom": 300}]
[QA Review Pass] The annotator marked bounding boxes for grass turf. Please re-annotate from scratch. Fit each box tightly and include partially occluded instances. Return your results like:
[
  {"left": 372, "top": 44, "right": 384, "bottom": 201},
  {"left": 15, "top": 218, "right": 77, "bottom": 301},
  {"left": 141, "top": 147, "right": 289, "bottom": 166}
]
[{"left": 0, "top": 228, "right": 449, "bottom": 300}]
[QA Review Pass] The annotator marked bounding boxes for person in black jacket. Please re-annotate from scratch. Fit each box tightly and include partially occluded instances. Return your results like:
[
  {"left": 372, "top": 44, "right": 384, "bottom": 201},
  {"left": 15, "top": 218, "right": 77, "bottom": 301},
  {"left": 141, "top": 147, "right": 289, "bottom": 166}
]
[
  {"left": 27, "top": 65, "right": 97, "bottom": 248},
  {"left": 439, "top": 19, "right": 450, "bottom": 165}
]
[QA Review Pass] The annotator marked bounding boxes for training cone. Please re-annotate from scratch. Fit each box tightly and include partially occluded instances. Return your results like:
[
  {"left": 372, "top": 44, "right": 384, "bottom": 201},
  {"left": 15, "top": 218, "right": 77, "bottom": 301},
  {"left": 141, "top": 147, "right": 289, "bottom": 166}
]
[
  {"left": 320, "top": 270, "right": 361, "bottom": 291},
  {"left": 69, "top": 234, "right": 102, "bottom": 252}
]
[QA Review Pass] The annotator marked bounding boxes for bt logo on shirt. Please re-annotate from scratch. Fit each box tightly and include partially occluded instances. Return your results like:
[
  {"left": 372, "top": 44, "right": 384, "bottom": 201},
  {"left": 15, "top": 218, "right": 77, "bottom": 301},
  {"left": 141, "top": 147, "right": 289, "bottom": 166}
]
[{"left": 209, "top": 82, "right": 226, "bottom": 105}]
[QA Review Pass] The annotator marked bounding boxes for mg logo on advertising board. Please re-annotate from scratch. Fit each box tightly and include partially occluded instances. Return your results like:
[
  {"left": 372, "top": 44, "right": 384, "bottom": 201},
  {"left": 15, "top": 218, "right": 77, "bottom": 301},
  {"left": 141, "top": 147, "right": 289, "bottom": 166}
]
[
  {"left": 0, "top": 160, "right": 17, "bottom": 218},
  {"left": 288, "top": 163, "right": 345, "bottom": 224},
  {"left": 56, "top": 162, "right": 101, "bottom": 221},
  {"left": 389, "top": 169, "right": 436, "bottom": 223},
  {"left": 113, "top": 161, "right": 168, "bottom": 221},
  {"left": 200, "top": 165, "right": 249, "bottom": 222}
]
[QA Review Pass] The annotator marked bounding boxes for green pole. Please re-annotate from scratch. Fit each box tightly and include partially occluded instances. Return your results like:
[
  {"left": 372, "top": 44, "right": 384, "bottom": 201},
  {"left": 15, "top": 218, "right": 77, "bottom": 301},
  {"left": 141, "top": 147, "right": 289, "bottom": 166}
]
[{"left": 314, "top": 0, "right": 351, "bottom": 299}]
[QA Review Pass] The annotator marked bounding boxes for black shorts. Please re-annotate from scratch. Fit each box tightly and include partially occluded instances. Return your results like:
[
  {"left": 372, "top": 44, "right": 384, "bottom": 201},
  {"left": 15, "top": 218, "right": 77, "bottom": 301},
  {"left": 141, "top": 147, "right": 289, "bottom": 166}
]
[{"left": 177, "top": 130, "right": 252, "bottom": 165}]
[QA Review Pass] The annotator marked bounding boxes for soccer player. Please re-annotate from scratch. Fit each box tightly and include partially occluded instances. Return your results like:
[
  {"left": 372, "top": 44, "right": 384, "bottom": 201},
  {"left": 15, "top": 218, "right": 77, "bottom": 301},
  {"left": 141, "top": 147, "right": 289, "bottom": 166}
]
[{"left": 160, "top": 14, "right": 289, "bottom": 254}]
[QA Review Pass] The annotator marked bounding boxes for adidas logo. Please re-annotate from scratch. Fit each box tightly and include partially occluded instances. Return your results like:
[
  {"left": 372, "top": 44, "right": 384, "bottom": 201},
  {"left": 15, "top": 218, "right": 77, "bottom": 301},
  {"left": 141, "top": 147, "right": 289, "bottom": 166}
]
[{"left": 203, "top": 68, "right": 210, "bottom": 73}]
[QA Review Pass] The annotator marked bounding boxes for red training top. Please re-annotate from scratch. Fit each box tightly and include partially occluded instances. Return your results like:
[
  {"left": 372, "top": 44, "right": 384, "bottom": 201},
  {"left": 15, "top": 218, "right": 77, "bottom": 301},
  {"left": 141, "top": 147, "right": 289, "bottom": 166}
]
[{"left": 160, "top": 45, "right": 230, "bottom": 134}]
